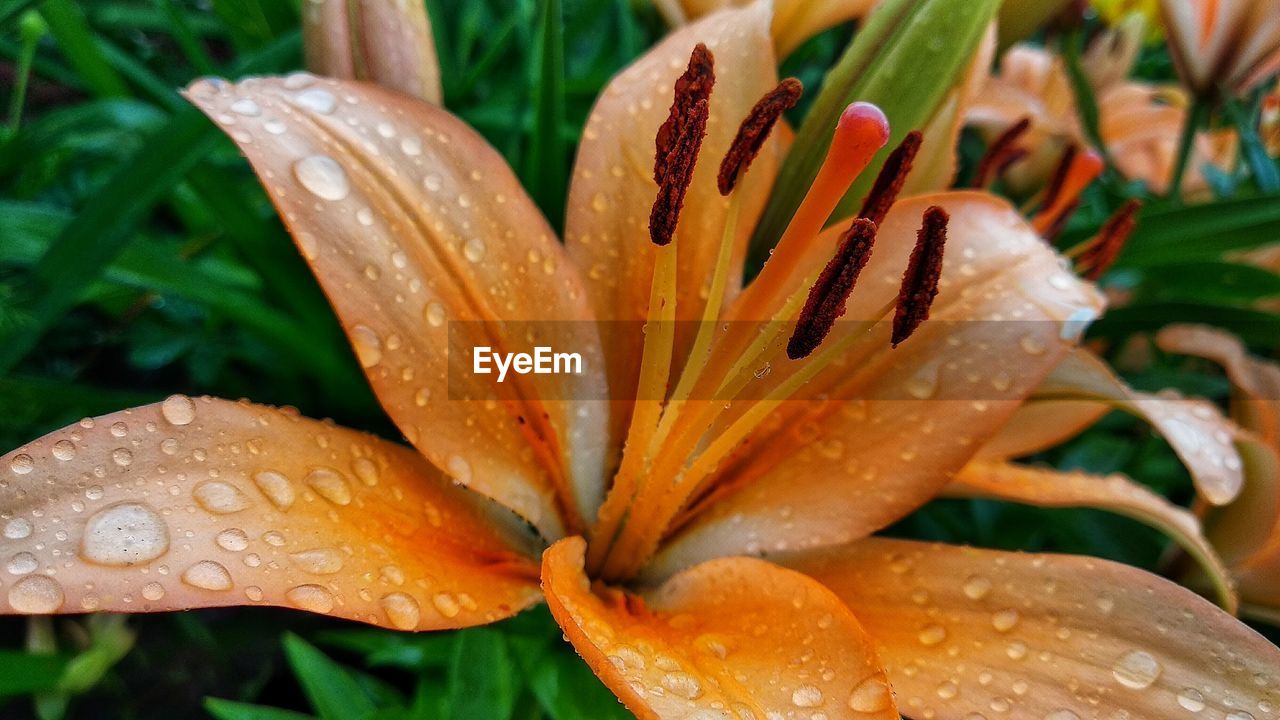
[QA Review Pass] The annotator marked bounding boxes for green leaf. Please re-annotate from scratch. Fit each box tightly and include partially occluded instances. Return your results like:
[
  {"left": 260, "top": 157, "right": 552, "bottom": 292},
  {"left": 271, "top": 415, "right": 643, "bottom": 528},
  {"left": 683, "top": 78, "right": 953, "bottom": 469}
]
[
  {"left": 748, "top": 0, "right": 1000, "bottom": 262},
  {"left": 1090, "top": 302, "right": 1280, "bottom": 351},
  {"left": 525, "top": 648, "right": 631, "bottom": 720},
  {"left": 205, "top": 698, "right": 317, "bottom": 720},
  {"left": 38, "top": 0, "right": 129, "bottom": 98},
  {"left": 1223, "top": 92, "right": 1280, "bottom": 193},
  {"left": 447, "top": 629, "right": 517, "bottom": 720},
  {"left": 0, "top": 651, "right": 70, "bottom": 696},
  {"left": 1117, "top": 192, "right": 1280, "bottom": 265},
  {"left": 282, "top": 633, "right": 377, "bottom": 720},
  {"left": 1123, "top": 262, "right": 1280, "bottom": 305},
  {"left": 524, "top": 0, "right": 567, "bottom": 230}
]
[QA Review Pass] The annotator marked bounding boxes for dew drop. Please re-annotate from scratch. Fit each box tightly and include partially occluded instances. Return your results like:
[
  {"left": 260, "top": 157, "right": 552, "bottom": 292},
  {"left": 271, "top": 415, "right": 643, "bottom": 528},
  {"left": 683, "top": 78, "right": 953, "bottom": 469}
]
[
  {"left": 848, "top": 677, "right": 892, "bottom": 712},
  {"left": 380, "top": 592, "right": 421, "bottom": 630},
  {"left": 432, "top": 592, "right": 461, "bottom": 618},
  {"left": 662, "top": 672, "right": 703, "bottom": 700},
  {"left": 306, "top": 467, "right": 353, "bottom": 505},
  {"left": 293, "top": 154, "right": 350, "bottom": 200},
  {"left": 193, "top": 480, "right": 251, "bottom": 514},
  {"left": 1112, "top": 649, "right": 1161, "bottom": 690},
  {"left": 289, "top": 547, "right": 344, "bottom": 575},
  {"left": 229, "top": 98, "right": 261, "bottom": 116},
  {"left": 81, "top": 502, "right": 170, "bottom": 566},
  {"left": 9, "top": 453, "right": 34, "bottom": 474},
  {"left": 215, "top": 528, "right": 250, "bottom": 552},
  {"left": 1045, "top": 711, "right": 1080, "bottom": 720},
  {"left": 3, "top": 518, "right": 33, "bottom": 540},
  {"left": 991, "top": 608, "right": 1020, "bottom": 632},
  {"left": 252, "top": 470, "right": 296, "bottom": 510},
  {"left": 294, "top": 88, "right": 336, "bottom": 114},
  {"left": 349, "top": 324, "right": 383, "bottom": 368},
  {"left": 1177, "top": 688, "right": 1205, "bottom": 712},
  {"left": 52, "top": 440, "right": 76, "bottom": 461},
  {"left": 963, "top": 575, "right": 992, "bottom": 600},
  {"left": 287, "top": 584, "right": 335, "bottom": 613},
  {"left": 7, "top": 551, "right": 38, "bottom": 575},
  {"left": 141, "top": 581, "right": 166, "bottom": 601},
  {"left": 351, "top": 458, "right": 379, "bottom": 486},
  {"left": 7, "top": 575, "right": 64, "bottom": 613},
  {"left": 244, "top": 585, "right": 264, "bottom": 602},
  {"left": 918, "top": 623, "right": 947, "bottom": 646},
  {"left": 425, "top": 302, "right": 446, "bottom": 327},
  {"left": 182, "top": 560, "right": 233, "bottom": 591},
  {"left": 463, "top": 237, "right": 486, "bottom": 263},
  {"left": 112, "top": 448, "right": 134, "bottom": 467},
  {"left": 161, "top": 394, "right": 197, "bottom": 425},
  {"left": 791, "top": 684, "right": 823, "bottom": 707}
]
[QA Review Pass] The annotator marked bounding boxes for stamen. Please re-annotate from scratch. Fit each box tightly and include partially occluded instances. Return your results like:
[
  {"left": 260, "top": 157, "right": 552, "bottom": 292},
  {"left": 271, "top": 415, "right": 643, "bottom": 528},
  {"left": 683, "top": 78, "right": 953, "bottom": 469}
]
[
  {"left": 858, "top": 130, "right": 923, "bottom": 226},
  {"left": 971, "top": 117, "right": 1031, "bottom": 188},
  {"left": 650, "top": 44, "right": 716, "bottom": 246},
  {"left": 718, "top": 78, "right": 803, "bottom": 195},
  {"left": 1076, "top": 199, "right": 1141, "bottom": 280},
  {"left": 892, "top": 206, "right": 949, "bottom": 347},
  {"left": 787, "top": 218, "right": 878, "bottom": 360},
  {"left": 1200, "top": 0, "right": 1219, "bottom": 47},
  {"left": 1032, "top": 145, "right": 1103, "bottom": 236}
]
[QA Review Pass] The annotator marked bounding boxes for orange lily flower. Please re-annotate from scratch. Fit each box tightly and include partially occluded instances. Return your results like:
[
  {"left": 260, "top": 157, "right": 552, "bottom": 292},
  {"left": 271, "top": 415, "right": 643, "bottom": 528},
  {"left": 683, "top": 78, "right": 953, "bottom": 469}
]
[
  {"left": 1157, "top": 324, "right": 1280, "bottom": 624},
  {"left": 657, "top": 0, "right": 878, "bottom": 56},
  {"left": 301, "top": 0, "right": 442, "bottom": 104},
  {"left": 3, "top": 5, "right": 1280, "bottom": 719},
  {"left": 1159, "top": 0, "right": 1280, "bottom": 98},
  {"left": 967, "top": 20, "right": 1236, "bottom": 198}
]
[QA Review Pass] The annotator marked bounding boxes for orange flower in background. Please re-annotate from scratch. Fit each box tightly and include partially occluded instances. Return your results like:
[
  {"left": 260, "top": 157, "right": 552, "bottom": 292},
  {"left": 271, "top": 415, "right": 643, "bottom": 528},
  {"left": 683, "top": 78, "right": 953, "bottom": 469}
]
[
  {"left": 1159, "top": 0, "right": 1280, "bottom": 98},
  {"left": 967, "top": 15, "right": 1236, "bottom": 198},
  {"left": 3, "top": 3, "right": 1280, "bottom": 719},
  {"left": 658, "top": 0, "right": 878, "bottom": 56},
  {"left": 1158, "top": 324, "right": 1280, "bottom": 624}
]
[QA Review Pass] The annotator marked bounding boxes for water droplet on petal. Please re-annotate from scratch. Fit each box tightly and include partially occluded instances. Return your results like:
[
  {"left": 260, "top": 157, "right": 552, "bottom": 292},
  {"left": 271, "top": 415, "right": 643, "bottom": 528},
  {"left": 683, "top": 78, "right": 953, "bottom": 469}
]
[
  {"left": 991, "top": 609, "right": 1019, "bottom": 632},
  {"left": 289, "top": 547, "right": 344, "bottom": 575},
  {"left": 425, "top": 302, "right": 446, "bottom": 327},
  {"left": 252, "top": 470, "right": 296, "bottom": 510},
  {"left": 791, "top": 684, "right": 823, "bottom": 707},
  {"left": 4, "top": 518, "right": 33, "bottom": 540},
  {"left": 918, "top": 624, "right": 947, "bottom": 646},
  {"left": 52, "top": 440, "right": 76, "bottom": 461},
  {"left": 1112, "top": 649, "right": 1161, "bottom": 689},
  {"left": 182, "top": 560, "right": 233, "bottom": 591},
  {"left": 112, "top": 448, "right": 134, "bottom": 467},
  {"left": 7, "top": 551, "right": 38, "bottom": 575},
  {"left": 230, "top": 98, "right": 261, "bottom": 116},
  {"left": 81, "top": 502, "right": 170, "bottom": 566},
  {"left": 1177, "top": 688, "right": 1205, "bottom": 712},
  {"left": 293, "top": 155, "right": 350, "bottom": 200},
  {"left": 349, "top": 325, "right": 383, "bottom": 368},
  {"left": 216, "top": 528, "right": 250, "bottom": 552},
  {"left": 286, "top": 584, "right": 335, "bottom": 613},
  {"left": 351, "top": 458, "right": 379, "bottom": 486},
  {"left": 9, "top": 453, "right": 34, "bottom": 474},
  {"left": 7, "top": 575, "right": 64, "bottom": 612},
  {"left": 380, "top": 592, "right": 420, "bottom": 630},
  {"left": 306, "top": 467, "right": 352, "bottom": 505},
  {"left": 432, "top": 592, "right": 461, "bottom": 618},
  {"left": 463, "top": 237, "right": 486, "bottom": 263},
  {"left": 193, "top": 481, "right": 251, "bottom": 514},
  {"left": 245, "top": 585, "right": 264, "bottom": 602},
  {"left": 662, "top": 672, "right": 703, "bottom": 700},
  {"left": 963, "top": 575, "right": 992, "bottom": 600},
  {"left": 161, "top": 394, "right": 197, "bottom": 425},
  {"left": 293, "top": 88, "right": 336, "bottom": 114},
  {"left": 848, "top": 677, "right": 892, "bottom": 712},
  {"left": 141, "top": 581, "right": 166, "bottom": 601}
]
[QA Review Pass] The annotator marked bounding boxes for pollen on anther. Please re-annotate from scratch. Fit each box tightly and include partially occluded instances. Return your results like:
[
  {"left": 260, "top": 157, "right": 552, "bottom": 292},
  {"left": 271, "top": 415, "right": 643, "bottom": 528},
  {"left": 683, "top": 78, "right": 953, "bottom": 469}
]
[
  {"left": 649, "top": 44, "right": 716, "bottom": 246},
  {"left": 786, "top": 218, "right": 878, "bottom": 360},
  {"left": 971, "top": 116, "right": 1031, "bottom": 188},
  {"left": 718, "top": 78, "right": 803, "bottom": 196},
  {"left": 859, "top": 130, "right": 923, "bottom": 226},
  {"left": 892, "top": 206, "right": 949, "bottom": 348},
  {"left": 1078, "top": 199, "right": 1141, "bottom": 280}
]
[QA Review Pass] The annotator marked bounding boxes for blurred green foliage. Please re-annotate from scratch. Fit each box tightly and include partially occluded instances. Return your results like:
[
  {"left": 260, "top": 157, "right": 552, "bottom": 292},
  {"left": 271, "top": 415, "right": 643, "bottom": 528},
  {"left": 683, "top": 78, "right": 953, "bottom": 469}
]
[{"left": 0, "top": 0, "right": 1278, "bottom": 718}]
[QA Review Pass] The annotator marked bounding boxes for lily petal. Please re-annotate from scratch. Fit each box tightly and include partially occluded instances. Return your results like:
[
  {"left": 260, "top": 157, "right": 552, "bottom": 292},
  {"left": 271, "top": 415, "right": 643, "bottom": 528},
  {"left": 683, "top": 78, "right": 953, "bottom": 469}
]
[
  {"left": 0, "top": 397, "right": 541, "bottom": 628},
  {"left": 565, "top": 2, "right": 779, "bottom": 436},
  {"left": 947, "top": 460, "right": 1236, "bottom": 611},
  {"left": 663, "top": 0, "right": 878, "bottom": 57},
  {"left": 542, "top": 537, "right": 899, "bottom": 720},
  {"left": 650, "top": 192, "right": 1104, "bottom": 577},
  {"left": 788, "top": 537, "right": 1280, "bottom": 720},
  {"left": 302, "top": 0, "right": 442, "bottom": 104},
  {"left": 185, "top": 75, "right": 610, "bottom": 538},
  {"left": 978, "top": 399, "right": 1109, "bottom": 460},
  {"left": 1039, "top": 349, "right": 1245, "bottom": 505},
  {"left": 1157, "top": 323, "right": 1280, "bottom": 445}
]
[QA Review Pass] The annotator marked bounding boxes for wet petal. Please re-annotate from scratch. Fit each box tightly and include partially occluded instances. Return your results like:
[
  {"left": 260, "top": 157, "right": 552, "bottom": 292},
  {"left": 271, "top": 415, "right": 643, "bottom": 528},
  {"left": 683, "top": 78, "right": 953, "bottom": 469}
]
[
  {"left": 1157, "top": 323, "right": 1280, "bottom": 445},
  {"left": 788, "top": 537, "right": 1280, "bottom": 720},
  {"left": 649, "top": 192, "right": 1104, "bottom": 577},
  {"left": 1040, "top": 349, "right": 1245, "bottom": 505},
  {"left": 667, "top": 0, "right": 878, "bottom": 57},
  {"left": 948, "top": 460, "right": 1236, "bottom": 611},
  {"left": 978, "top": 399, "right": 1109, "bottom": 459},
  {"left": 0, "top": 397, "right": 541, "bottom": 628},
  {"left": 565, "top": 3, "right": 779, "bottom": 436},
  {"left": 303, "top": 0, "right": 442, "bottom": 104},
  {"left": 542, "top": 537, "right": 899, "bottom": 720},
  {"left": 185, "top": 75, "right": 610, "bottom": 537}
]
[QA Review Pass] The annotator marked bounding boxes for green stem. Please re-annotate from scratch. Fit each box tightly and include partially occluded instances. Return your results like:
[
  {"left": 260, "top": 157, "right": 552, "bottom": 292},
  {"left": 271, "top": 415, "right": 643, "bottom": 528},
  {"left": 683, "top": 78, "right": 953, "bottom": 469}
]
[
  {"left": 5, "top": 11, "right": 45, "bottom": 133},
  {"left": 1169, "top": 96, "right": 1210, "bottom": 202}
]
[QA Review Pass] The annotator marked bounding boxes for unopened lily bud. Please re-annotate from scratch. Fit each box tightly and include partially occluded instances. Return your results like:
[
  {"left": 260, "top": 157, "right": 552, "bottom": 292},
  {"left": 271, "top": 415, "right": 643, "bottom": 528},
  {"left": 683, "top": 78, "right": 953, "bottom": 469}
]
[{"left": 303, "top": 0, "right": 442, "bottom": 104}]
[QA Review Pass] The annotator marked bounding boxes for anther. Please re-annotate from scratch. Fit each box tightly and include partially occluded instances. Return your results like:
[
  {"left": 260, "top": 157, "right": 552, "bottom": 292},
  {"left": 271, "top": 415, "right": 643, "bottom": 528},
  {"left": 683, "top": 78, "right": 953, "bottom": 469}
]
[
  {"left": 649, "top": 44, "right": 716, "bottom": 246},
  {"left": 1033, "top": 145, "right": 1103, "bottom": 236},
  {"left": 971, "top": 117, "right": 1031, "bottom": 188},
  {"left": 858, "top": 130, "right": 923, "bottom": 226},
  {"left": 718, "top": 78, "right": 803, "bottom": 195},
  {"left": 892, "top": 206, "right": 948, "bottom": 347},
  {"left": 1078, "top": 199, "right": 1141, "bottom": 280},
  {"left": 787, "top": 218, "right": 878, "bottom": 360}
]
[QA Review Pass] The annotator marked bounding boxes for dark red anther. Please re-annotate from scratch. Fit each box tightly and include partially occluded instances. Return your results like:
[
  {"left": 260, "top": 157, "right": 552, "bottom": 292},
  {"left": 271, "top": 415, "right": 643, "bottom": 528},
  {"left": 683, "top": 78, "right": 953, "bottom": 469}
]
[
  {"left": 858, "top": 130, "right": 923, "bottom": 226},
  {"left": 1078, "top": 199, "right": 1141, "bottom": 280},
  {"left": 786, "top": 218, "right": 878, "bottom": 360},
  {"left": 649, "top": 45, "right": 716, "bottom": 246},
  {"left": 1042, "top": 143, "right": 1080, "bottom": 212},
  {"left": 892, "top": 206, "right": 949, "bottom": 348},
  {"left": 718, "top": 78, "right": 803, "bottom": 195},
  {"left": 971, "top": 117, "right": 1032, "bottom": 188}
]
